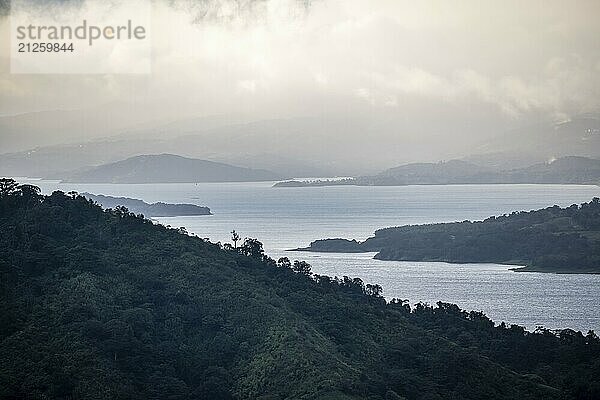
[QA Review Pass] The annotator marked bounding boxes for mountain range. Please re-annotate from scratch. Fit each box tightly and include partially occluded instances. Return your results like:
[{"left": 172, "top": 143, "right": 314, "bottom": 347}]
[
  {"left": 275, "top": 156, "right": 600, "bottom": 187},
  {"left": 1, "top": 112, "right": 599, "bottom": 180}
]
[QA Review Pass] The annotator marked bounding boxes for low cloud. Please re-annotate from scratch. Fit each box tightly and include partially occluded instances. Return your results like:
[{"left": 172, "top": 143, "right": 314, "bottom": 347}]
[{"left": 0, "top": 0, "right": 599, "bottom": 142}]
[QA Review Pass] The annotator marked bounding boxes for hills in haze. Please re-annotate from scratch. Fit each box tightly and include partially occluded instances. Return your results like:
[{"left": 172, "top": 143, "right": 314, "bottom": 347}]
[
  {"left": 0, "top": 115, "right": 338, "bottom": 179},
  {"left": 1, "top": 180, "right": 599, "bottom": 399},
  {"left": 63, "top": 154, "right": 283, "bottom": 183},
  {"left": 476, "top": 114, "right": 600, "bottom": 159},
  {"left": 275, "top": 156, "right": 600, "bottom": 187},
  {"left": 373, "top": 156, "right": 600, "bottom": 185},
  {"left": 1, "top": 111, "right": 599, "bottom": 180}
]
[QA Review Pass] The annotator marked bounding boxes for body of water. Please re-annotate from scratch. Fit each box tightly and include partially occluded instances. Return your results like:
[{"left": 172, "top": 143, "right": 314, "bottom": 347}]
[{"left": 24, "top": 179, "right": 600, "bottom": 331}]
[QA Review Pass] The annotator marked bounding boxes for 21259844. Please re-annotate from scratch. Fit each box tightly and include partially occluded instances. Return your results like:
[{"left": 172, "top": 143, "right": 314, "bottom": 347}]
[{"left": 18, "top": 42, "right": 74, "bottom": 53}]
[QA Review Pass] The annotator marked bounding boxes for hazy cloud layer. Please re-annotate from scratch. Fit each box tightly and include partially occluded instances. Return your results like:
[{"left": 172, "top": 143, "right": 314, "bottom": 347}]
[{"left": 1, "top": 0, "right": 599, "bottom": 155}]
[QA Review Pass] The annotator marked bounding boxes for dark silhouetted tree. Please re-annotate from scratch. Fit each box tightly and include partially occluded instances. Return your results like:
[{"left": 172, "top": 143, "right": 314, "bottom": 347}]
[
  {"left": 292, "top": 260, "right": 312, "bottom": 276},
  {"left": 0, "top": 178, "right": 18, "bottom": 198},
  {"left": 366, "top": 284, "right": 383, "bottom": 297},
  {"left": 277, "top": 257, "right": 291, "bottom": 269},
  {"left": 240, "top": 238, "right": 264, "bottom": 258},
  {"left": 231, "top": 230, "right": 240, "bottom": 248}
]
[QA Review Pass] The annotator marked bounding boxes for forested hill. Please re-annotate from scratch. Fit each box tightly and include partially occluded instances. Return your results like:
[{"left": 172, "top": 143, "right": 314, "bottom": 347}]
[
  {"left": 298, "top": 199, "right": 600, "bottom": 273},
  {"left": 1, "top": 179, "right": 600, "bottom": 400}
]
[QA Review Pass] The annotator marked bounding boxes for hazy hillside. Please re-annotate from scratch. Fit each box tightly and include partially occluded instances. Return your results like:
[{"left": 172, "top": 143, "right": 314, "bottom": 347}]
[
  {"left": 0, "top": 118, "right": 338, "bottom": 179},
  {"left": 461, "top": 152, "right": 547, "bottom": 170},
  {"left": 275, "top": 156, "right": 600, "bottom": 186},
  {"left": 297, "top": 199, "right": 600, "bottom": 273},
  {"left": 374, "top": 156, "right": 600, "bottom": 185},
  {"left": 2, "top": 113, "right": 599, "bottom": 180},
  {"left": 64, "top": 154, "right": 284, "bottom": 183},
  {"left": 510, "top": 156, "right": 600, "bottom": 184},
  {"left": 0, "top": 140, "right": 158, "bottom": 179},
  {"left": 0, "top": 111, "right": 483, "bottom": 177},
  {"left": 477, "top": 114, "right": 600, "bottom": 158},
  {"left": 1, "top": 180, "right": 599, "bottom": 399},
  {"left": 0, "top": 108, "right": 165, "bottom": 153},
  {"left": 374, "top": 160, "right": 498, "bottom": 184}
]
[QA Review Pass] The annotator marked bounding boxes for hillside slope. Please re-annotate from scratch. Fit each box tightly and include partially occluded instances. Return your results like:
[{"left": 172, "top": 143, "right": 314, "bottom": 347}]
[
  {"left": 64, "top": 154, "right": 283, "bottom": 183},
  {"left": 1, "top": 180, "right": 599, "bottom": 399},
  {"left": 375, "top": 156, "right": 600, "bottom": 185}
]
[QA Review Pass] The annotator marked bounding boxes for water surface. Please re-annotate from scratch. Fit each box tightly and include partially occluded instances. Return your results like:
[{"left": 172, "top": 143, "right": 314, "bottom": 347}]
[{"left": 26, "top": 180, "right": 600, "bottom": 331}]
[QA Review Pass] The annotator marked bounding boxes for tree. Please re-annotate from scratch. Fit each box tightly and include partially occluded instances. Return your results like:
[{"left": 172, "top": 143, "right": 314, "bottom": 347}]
[
  {"left": 366, "top": 284, "right": 383, "bottom": 297},
  {"left": 18, "top": 184, "right": 42, "bottom": 203},
  {"left": 277, "top": 257, "right": 291, "bottom": 269},
  {"left": 239, "top": 238, "right": 264, "bottom": 258},
  {"left": 292, "top": 260, "right": 312, "bottom": 276},
  {"left": 231, "top": 230, "right": 240, "bottom": 249},
  {"left": 222, "top": 243, "right": 234, "bottom": 251},
  {"left": 0, "top": 178, "right": 18, "bottom": 198},
  {"left": 390, "top": 298, "right": 410, "bottom": 313}
]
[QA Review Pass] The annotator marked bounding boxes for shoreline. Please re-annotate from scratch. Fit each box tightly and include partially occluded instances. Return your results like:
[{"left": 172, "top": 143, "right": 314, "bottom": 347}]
[{"left": 290, "top": 247, "right": 600, "bottom": 274}]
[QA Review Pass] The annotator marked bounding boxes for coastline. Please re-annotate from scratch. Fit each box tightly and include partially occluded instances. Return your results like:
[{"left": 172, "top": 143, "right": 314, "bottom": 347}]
[{"left": 292, "top": 247, "right": 600, "bottom": 274}]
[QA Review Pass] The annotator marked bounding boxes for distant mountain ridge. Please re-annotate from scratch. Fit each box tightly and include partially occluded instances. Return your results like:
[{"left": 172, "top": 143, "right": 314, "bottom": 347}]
[
  {"left": 374, "top": 159, "right": 497, "bottom": 185},
  {"left": 2, "top": 112, "right": 599, "bottom": 179},
  {"left": 64, "top": 154, "right": 284, "bottom": 183},
  {"left": 373, "top": 156, "right": 600, "bottom": 185},
  {"left": 477, "top": 114, "right": 600, "bottom": 158},
  {"left": 274, "top": 156, "right": 600, "bottom": 187},
  {"left": 82, "top": 193, "right": 211, "bottom": 217}
]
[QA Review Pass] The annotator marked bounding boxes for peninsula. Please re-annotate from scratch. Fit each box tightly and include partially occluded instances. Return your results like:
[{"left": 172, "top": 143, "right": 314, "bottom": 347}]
[
  {"left": 293, "top": 199, "right": 600, "bottom": 273},
  {"left": 83, "top": 192, "right": 211, "bottom": 217}
]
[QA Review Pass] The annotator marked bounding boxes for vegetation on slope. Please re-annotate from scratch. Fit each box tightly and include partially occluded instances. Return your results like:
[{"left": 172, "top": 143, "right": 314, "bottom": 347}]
[
  {"left": 1, "top": 179, "right": 599, "bottom": 399},
  {"left": 299, "top": 199, "right": 600, "bottom": 273}
]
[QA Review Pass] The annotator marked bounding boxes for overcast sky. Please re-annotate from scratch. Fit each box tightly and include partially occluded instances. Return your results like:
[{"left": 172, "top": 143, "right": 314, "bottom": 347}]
[{"left": 1, "top": 0, "right": 599, "bottom": 157}]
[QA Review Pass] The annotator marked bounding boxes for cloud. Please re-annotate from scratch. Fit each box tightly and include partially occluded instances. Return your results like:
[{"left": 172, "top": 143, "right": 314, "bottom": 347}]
[{"left": 0, "top": 0, "right": 599, "bottom": 126}]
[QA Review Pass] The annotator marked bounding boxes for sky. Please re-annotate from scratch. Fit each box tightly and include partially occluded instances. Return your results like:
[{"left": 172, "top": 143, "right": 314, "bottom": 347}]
[{"left": 0, "top": 0, "right": 599, "bottom": 166}]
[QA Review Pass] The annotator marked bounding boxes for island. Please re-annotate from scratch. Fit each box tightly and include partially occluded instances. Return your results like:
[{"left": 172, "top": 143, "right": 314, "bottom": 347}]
[
  {"left": 82, "top": 192, "right": 212, "bottom": 217},
  {"left": 293, "top": 198, "right": 600, "bottom": 273}
]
